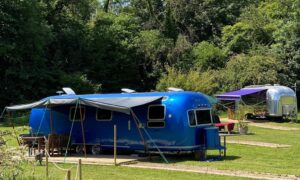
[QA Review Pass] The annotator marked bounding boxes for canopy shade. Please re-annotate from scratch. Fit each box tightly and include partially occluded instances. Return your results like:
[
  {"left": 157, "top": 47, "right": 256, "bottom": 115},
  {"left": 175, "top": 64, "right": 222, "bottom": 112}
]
[
  {"left": 216, "top": 88, "right": 267, "bottom": 101},
  {"left": 5, "top": 96, "right": 163, "bottom": 114}
]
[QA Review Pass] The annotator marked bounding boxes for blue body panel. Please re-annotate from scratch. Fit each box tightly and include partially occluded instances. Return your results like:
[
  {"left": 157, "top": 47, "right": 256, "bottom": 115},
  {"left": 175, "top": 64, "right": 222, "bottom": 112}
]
[{"left": 29, "top": 91, "right": 216, "bottom": 152}]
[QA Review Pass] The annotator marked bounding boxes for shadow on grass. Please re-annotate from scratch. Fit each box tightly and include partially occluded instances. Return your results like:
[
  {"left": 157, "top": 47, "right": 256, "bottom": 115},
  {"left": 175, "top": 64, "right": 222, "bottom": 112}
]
[
  {"left": 248, "top": 117, "right": 297, "bottom": 124},
  {"left": 138, "top": 153, "right": 241, "bottom": 164}
]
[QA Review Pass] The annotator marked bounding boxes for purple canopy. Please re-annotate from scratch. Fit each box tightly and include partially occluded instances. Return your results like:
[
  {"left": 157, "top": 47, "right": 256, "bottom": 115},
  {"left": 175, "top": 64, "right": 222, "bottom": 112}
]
[{"left": 216, "top": 88, "right": 267, "bottom": 101}]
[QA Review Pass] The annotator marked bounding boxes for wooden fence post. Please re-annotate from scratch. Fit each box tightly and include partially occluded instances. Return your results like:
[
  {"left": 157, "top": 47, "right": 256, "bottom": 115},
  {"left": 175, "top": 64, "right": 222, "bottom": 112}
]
[
  {"left": 67, "top": 170, "right": 71, "bottom": 180},
  {"left": 46, "top": 142, "right": 49, "bottom": 179},
  {"left": 79, "top": 159, "right": 82, "bottom": 180}
]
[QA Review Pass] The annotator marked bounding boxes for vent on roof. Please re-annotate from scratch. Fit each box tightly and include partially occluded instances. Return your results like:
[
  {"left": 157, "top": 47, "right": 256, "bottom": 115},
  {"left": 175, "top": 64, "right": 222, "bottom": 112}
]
[
  {"left": 167, "top": 87, "right": 184, "bottom": 92},
  {"left": 121, "top": 88, "right": 136, "bottom": 93},
  {"left": 62, "top": 87, "right": 76, "bottom": 95},
  {"left": 56, "top": 91, "right": 64, "bottom": 95}
]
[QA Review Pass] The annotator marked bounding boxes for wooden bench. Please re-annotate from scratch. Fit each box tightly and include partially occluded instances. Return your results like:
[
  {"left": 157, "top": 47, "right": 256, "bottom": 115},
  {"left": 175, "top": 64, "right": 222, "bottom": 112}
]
[{"left": 48, "top": 134, "right": 69, "bottom": 156}]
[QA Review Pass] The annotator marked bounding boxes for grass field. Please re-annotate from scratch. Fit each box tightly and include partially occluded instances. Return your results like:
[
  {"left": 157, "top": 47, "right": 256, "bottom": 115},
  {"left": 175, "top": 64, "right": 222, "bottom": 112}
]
[
  {"left": 0, "top": 121, "right": 247, "bottom": 179},
  {"left": 1, "top": 112, "right": 300, "bottom": 179},
  {"left": 18, "top": 162, "right": 247, "bottom": 180},
  {"left": 163, "top": 115, "right": 300, "bottom": 176}
]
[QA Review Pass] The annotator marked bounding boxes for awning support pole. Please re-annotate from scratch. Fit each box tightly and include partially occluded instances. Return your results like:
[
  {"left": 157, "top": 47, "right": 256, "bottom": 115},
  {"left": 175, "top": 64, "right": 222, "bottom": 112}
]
[
  {"left": 50, "top": 108, "right": 53, "bottom": 134},
  {"left": 114, "top": 125, "right": 117, "bottom": 166},
  {"left": 64, "top": 100, "right": 78, "bottom": 162},
  {"left": 0, "top": 107, "right": 6, "bottom": 119},
  {"left": 130, "top": 110, "right": 148, "bottom": 155},
  {"left": 8, "top": 111, "right": 20, "bottom": 145},
  {"left": 131, "top": 110, "right": 168, "bottom": 164},
  {"left": 79, "top": 102, "right": 87, "bottom": 158}
]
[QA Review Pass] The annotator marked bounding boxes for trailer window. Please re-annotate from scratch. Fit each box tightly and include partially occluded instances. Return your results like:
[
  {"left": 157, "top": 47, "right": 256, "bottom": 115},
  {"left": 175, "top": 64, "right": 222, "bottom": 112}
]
[
  {"left": 188, "top": 110, "right": 196, "bottom": 126},
  {"left": 280, "top": 96, "right": 294, "bottom": 105},
  {"left": 96, "top": 108, "right": 112, "bottom": 121},
  {"left": 195, "top": 110, "right": 212, "bottom": 125},
  {"left": 148, "top": 105, "right": 165, "bottom": 120},
  {"left": 69, "top": 107, "right": 85, "bottom": 121},
  {"left": 147, "top": 121, "right": 165, "bottom": 128},
  {"left": 148, "top": 105, "right": 165, "bottom": 128}
]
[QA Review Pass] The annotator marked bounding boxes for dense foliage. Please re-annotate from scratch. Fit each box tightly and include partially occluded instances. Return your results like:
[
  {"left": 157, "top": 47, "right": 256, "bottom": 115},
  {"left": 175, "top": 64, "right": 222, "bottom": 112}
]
[
  {"left": 0, "top": 0, "right": 299, "bottom": 109},
  {"left": 0, "top": 127, "right": 29, "bottom": 178}
]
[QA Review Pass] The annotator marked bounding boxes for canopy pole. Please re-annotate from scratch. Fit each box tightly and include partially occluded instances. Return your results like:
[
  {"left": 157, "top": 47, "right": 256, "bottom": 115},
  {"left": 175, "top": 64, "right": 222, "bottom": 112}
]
[
  {"left": 130, "top": 110, "right": 148, "bottom": 155},
  {"left": 64, "top": 100, "right": 78, "bottom": 162},
  {"left": 131, "top": 110, "right": 168, "bottom": 164},
  {"left": 114, "top": 125, "right": 117, "bottom": 166},
  {"left": 0, "top": 107, "right": 6, "bottom": 119},
  {"left": 50, "top": 108, "right": 53, "bottom": 134},
  {"left": 79, "top": 102, "right": 87, "bottom": 158},
  {"left": 8, "top": 111, "right": 20, "bottom": 145},
  {"left": 8, "top": 111, "right": 15, "bottom": 129}
]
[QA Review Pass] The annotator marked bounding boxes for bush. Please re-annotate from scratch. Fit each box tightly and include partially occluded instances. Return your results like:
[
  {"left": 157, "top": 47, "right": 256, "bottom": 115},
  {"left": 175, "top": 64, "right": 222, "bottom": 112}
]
[
  {"left": 156, "top": 67, "right": 219, "bottom": 95},
  {"left": 193, "top": 41, "right": 226, "bottom": 70}
]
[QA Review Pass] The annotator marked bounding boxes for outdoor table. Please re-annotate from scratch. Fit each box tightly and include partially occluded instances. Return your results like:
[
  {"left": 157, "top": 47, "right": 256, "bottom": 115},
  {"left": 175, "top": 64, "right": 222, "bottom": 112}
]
[
  {"left": 21, "top": 135, "right": 46, "bottom": 155},
  {"left": 214, "top": 122, "right": 235, "bottom": 134},
  {"left": 219, "top": 133, "right": 240, "bottom": 157}
]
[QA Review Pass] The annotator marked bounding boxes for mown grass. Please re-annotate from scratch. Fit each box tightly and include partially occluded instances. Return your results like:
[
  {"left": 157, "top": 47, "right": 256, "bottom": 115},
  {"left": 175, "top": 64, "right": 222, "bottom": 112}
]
[
  {"left": 0, "top": 120, "right": 246, "bottom": 180},
  {"left": 164, "top": 123, "right": 300, "bottom": 176},
  {"left": 18, "top": 162, "right": 247, "bottom": 180},
  {"left": 2, "top": 113, "right": 300, "bottom": 178}
]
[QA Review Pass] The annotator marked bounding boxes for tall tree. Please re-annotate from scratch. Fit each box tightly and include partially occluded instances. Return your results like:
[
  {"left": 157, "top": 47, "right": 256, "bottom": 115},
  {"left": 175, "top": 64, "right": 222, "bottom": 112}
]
[
  {"left": 0, "top": 0, "right": 54, "bottom": 107},
  {"left": 87, "top": 12, "right": 142, "bottom": 92}
]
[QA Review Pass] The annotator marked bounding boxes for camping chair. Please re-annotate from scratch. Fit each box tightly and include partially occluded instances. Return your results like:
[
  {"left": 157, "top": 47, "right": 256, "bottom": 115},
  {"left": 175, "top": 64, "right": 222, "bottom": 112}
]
[
  {"left": 48, "top": 134, "right": 60, "bottom": 156},
  {"left": 59, "top": 135, "right": 70, "bottom": 155}
]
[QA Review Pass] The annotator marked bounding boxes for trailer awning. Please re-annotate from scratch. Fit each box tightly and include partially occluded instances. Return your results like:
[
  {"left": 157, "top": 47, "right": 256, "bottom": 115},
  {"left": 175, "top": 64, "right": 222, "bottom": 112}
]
[
  {"left": 5, "top": 96, "right": 163, "bottom": 115},
  {"left": 216, "top": 88, "right": 267, "bottom": 101}
]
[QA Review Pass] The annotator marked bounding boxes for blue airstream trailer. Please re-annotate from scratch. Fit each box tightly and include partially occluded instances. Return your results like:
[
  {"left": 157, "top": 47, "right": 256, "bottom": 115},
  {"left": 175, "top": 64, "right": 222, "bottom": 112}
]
[{"left": 4, "top": 91, "right": 225, "bottom": 159}]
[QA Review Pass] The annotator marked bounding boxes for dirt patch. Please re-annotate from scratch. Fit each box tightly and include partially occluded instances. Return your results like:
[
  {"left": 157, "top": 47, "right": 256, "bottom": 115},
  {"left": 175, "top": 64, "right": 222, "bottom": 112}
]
[
  {"left": 227, "top": 140, "right": 291, "bottom": 148},
  {"left": 124, "top": 162, "right": 299, "bottom": 180},
  {"left": 27, "top": 154, "right": 143, "bottom": 165},
  {"left": 249, "top": 123, "right": 300, "bottom": 131}
]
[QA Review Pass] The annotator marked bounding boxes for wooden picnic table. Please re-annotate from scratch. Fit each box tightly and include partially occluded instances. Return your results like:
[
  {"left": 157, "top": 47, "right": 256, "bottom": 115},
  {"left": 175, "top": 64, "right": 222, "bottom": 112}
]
[{"left": 21, "top": 135, "right": 46, "bottom": 155}]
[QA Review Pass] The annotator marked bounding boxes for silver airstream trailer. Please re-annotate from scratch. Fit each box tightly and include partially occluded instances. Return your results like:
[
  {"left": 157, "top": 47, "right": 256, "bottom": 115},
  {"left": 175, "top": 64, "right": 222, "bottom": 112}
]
[
  {"left": 246, "top": 85, "right": 297, "bottom": 119},
  {"left": 216, "top": 84, "right": 298, "bottom": 121}
]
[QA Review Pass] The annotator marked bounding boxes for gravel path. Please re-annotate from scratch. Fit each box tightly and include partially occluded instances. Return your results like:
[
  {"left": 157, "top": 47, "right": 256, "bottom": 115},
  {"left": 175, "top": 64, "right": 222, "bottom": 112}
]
[
  {"left": 31, "top": 154, "right": 299, "bottom": 179},
  {"left": 125, "top": 162, "right": 299, "bottom": 180},
  {"left": 226, "top": 140, "right": 291, "bottom": 148},
  {"left": 249, "top": 123, "right": 300, "bottom": 131}
]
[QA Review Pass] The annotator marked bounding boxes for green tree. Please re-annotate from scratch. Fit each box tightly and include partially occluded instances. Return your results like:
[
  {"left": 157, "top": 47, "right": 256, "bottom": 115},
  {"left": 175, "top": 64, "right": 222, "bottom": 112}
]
[
  {"left": 43, "top": 0, "right": 98, "bottom": 73},
  {"left": 166, "top": 0, "right": 256, "bottom": 42},
  {"left": 87, "top": 12, "right": 142, "bottom": 92},
  {"left": 133, "top": 30, "right": 174, "bottom": 90},
  {"left": 169, "top": 34, "right": 193, "bottom": 72},
  {"left": 218, "top": 52, "right": 284, "bottom": 91},
  {"left": 0, "top": 0, "right": 54, "bottom": 107},
  {"left": 162, "top": 4, "right": 178, "bottom": 41},
  {"left": 193, "top": 41, "right": 226, "bottom": 70}
]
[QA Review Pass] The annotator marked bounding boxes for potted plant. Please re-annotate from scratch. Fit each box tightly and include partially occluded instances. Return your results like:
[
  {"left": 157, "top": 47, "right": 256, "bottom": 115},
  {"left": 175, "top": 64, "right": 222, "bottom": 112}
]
[
  {"left": 238, "top": 121, "right": 249, "bottom": 134},
  {"left": 237, "top": 106, "right": 249, "bottom": 134}
]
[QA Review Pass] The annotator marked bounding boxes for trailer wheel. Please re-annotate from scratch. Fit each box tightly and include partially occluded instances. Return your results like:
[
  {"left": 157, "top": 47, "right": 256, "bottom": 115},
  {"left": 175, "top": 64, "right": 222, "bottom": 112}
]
[
  {"left": 91, "top": 145, "right": 101, "bottom": 155},
  {"left": 194, "top": 150, "right": 206, "bottom": 161}
]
